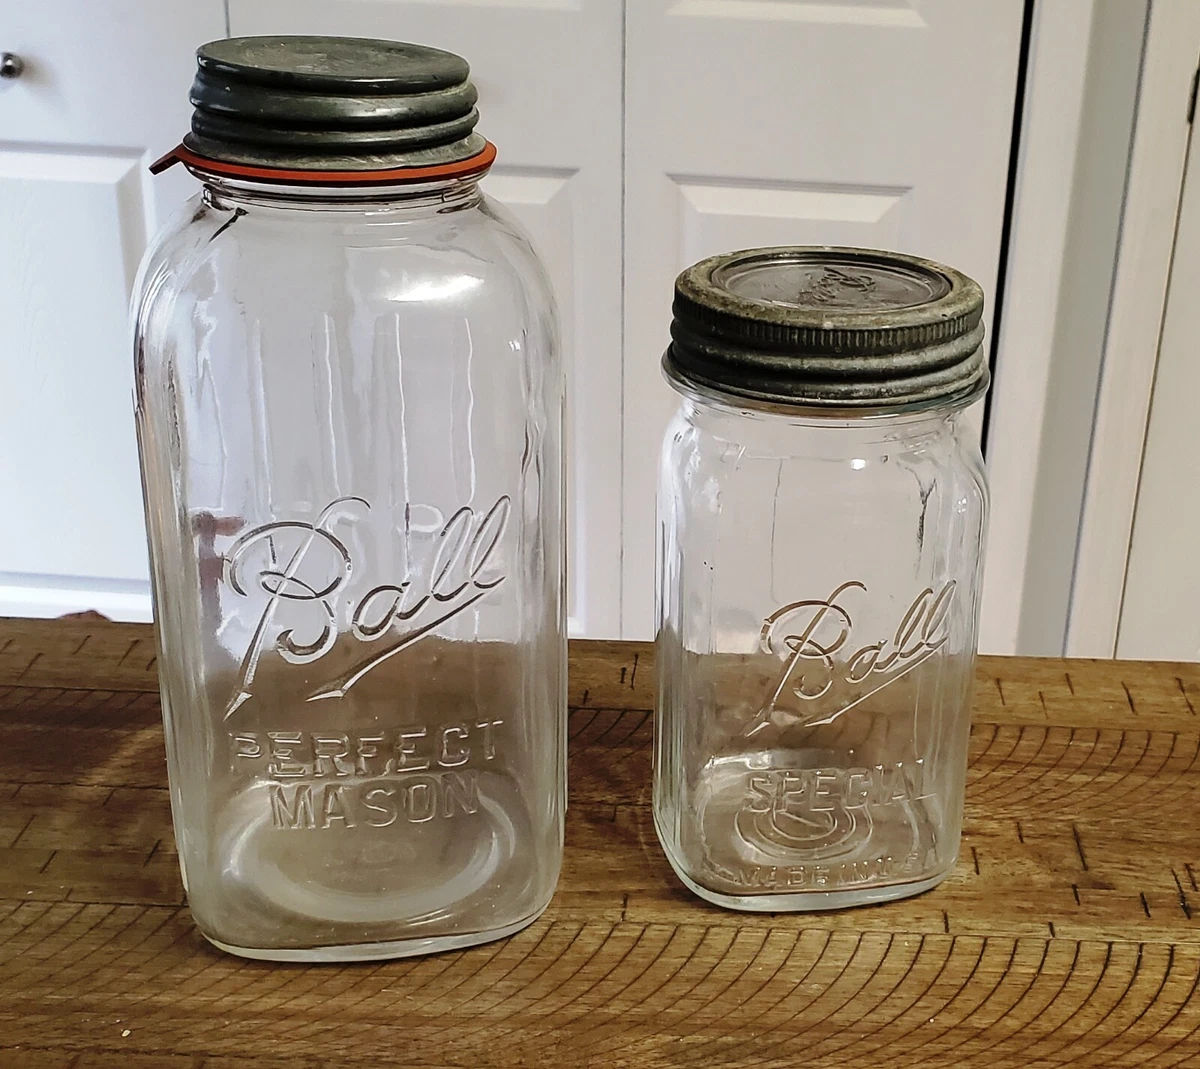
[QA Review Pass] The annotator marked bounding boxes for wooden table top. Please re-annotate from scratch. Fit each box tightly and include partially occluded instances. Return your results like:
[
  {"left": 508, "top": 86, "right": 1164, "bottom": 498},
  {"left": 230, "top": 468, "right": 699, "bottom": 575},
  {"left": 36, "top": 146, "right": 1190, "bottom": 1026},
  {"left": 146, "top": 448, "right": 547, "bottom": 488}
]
[{"left": 0, "top": 617, "right": 1198, "bottom": 1068}]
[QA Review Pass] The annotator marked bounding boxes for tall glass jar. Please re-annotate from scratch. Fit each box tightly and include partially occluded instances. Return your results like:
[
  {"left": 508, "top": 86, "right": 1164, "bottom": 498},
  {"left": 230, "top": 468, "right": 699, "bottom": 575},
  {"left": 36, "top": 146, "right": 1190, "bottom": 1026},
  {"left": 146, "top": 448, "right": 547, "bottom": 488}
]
[
  {"left": 655, "top": 247, "right": 989, "bottom": 911},
  {"left": 133, "top": 37, "right": 565, "bottom": 960}
]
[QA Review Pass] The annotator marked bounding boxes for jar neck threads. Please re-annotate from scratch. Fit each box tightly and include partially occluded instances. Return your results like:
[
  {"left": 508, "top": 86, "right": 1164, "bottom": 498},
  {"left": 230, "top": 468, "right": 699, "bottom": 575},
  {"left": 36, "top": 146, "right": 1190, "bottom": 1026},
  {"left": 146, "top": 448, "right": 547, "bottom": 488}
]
[{"left": 198, "top": 171, "right": 486, "bottom": 213}]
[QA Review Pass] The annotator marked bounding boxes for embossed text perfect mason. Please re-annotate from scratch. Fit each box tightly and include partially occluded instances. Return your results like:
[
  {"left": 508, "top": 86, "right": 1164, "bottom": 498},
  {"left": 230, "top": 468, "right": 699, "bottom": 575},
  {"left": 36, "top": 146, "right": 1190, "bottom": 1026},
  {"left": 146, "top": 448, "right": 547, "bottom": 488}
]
[
  {"left": 655, "top": 246, "right": 990, "bottom": 912},
  {"left": 133, "top": 36, "right": 566, "bottom": 961}
]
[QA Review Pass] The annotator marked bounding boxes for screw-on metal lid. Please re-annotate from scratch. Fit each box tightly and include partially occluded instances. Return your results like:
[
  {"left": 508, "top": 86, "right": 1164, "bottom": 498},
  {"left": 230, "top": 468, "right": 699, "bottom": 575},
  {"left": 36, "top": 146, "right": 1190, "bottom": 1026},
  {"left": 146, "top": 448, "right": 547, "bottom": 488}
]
[
  {"left": 184, "top": 36, "right": 486, "bottom": 170},
  {"left": 667, "top": 246, "right": 988, "bottom": 411}
]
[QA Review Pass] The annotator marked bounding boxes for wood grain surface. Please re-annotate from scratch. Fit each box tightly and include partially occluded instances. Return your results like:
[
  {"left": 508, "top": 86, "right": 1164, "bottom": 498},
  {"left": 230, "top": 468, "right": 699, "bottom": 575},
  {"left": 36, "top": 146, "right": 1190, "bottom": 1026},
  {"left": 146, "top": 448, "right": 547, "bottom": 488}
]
[{"left": 0, "top": 617, "right": 1198, "bottom": 1067}]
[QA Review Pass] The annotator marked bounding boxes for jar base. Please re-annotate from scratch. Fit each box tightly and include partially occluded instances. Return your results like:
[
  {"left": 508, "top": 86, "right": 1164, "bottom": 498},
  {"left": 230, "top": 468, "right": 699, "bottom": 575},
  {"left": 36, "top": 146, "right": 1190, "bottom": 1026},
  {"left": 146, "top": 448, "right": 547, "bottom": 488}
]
[
  {"left": 200, "top": 900, "right": 550, "bottom": 962},
  {"left": 662, "top": 849, "right": 952, "bottom": 912}
]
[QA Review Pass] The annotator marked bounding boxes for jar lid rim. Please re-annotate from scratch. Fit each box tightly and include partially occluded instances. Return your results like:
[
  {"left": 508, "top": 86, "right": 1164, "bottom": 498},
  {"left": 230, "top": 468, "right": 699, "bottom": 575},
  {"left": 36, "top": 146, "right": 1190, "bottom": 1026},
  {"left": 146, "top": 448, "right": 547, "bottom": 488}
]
[{"left": 663, "top": 350, "right": 991, "bottom": 418}]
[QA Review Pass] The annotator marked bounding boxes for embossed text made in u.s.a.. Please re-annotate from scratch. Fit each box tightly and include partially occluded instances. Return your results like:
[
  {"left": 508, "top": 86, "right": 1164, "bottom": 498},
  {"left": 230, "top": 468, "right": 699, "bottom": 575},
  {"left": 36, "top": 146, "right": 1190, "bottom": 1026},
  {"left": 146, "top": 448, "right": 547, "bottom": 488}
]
[
  {"left": 232, "top": 719, "right": 503, "bottom": 830},
  {"left": 709, "top": 849, "right": 940, "bottom": 892},
  {"left": 215, "top": 493, "right": 512, "bottom": 718}
]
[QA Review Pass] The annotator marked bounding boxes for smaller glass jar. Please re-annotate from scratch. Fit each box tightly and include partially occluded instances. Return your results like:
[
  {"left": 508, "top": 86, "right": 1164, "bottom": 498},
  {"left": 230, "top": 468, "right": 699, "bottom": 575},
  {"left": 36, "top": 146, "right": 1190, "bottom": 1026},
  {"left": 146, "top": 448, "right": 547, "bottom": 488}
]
[{"left": 654, "top": 247, "right": 989, "bottom": 911}]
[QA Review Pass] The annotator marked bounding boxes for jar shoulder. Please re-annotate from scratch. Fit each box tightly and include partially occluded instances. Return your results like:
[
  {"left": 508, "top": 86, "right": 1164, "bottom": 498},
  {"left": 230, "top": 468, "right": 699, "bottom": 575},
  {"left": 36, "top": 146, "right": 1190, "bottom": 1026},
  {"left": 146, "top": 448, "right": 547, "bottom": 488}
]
[
  {"left": 133, "top": 192, "right": 225, "bottom": 325},
  {"left": 660, "top": 403, "right": 989, "bottom": 510},
  {"left": 133, "top": 189, "right": 560, "bottom": 392},
  {"left": 135, "top": 189, "right": 555, "bottom": 322},
  {"left": 666, "top": 405, "right": 985, "bottom": 468}
]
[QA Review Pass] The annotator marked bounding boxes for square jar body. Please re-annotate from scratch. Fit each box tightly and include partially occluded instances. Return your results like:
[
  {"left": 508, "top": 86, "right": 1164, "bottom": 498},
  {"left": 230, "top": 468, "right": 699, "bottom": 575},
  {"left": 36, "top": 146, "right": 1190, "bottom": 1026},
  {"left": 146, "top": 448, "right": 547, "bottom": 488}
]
[{"left": 654, "top": 393, "right": 988, "bottom": 911}]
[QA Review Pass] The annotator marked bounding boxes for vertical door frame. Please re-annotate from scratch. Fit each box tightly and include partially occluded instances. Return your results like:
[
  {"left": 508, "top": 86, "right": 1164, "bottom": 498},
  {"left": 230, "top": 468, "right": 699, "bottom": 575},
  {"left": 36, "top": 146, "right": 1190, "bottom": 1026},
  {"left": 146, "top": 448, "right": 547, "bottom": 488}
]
[
  {"left": 980, "top": 0, "right": 1097, "bottom": 654},
  {"left": 1066, "top": 0, "right": 1200, "bottom": 656}
]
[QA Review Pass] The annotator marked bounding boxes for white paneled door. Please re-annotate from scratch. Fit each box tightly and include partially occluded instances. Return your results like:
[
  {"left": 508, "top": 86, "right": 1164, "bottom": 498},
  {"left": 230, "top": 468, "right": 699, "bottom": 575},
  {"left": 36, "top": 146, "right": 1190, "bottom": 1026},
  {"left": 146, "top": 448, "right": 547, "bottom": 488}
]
[
  {"left": 0, "top": 2, "right": 225, "bottom": 620},
  {"left": 229, "top": 0, "right": 625, "bottom": 638},
  {"left": 622, "top": 0, "right": 1025, "bottom": 639}
]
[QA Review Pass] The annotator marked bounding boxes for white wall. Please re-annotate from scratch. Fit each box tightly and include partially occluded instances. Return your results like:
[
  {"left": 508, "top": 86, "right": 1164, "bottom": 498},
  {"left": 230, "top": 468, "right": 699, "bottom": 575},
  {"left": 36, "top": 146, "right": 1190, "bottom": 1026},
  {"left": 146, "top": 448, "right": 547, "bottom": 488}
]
[{"left": 5, "top": 0, "right": 1173, "bottom": 660}]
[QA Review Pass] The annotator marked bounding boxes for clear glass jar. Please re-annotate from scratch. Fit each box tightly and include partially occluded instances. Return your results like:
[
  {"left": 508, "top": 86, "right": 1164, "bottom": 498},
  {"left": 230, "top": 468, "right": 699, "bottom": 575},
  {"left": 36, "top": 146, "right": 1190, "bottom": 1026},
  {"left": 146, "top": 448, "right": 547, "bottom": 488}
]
[
  {"left": 654, "top": 247, "right": 989, "bottom": 911},
  {"left": 133, "top": 37, "right": 565, "bottom": 960}
]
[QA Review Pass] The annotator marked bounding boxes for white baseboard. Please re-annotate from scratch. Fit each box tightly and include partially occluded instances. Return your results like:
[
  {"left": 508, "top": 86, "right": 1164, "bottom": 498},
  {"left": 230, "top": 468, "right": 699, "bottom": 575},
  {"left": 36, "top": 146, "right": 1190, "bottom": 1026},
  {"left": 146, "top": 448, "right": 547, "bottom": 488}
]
[{"left": 0, "top": 575, "right": 153, "bottom": 623}]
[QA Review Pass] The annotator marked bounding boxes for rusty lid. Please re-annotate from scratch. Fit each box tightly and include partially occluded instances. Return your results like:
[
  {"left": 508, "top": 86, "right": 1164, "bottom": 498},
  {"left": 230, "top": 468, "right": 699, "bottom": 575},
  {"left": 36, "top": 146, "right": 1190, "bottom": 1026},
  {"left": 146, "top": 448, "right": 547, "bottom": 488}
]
[
  {"left": 667, "top": 246, "right": 987, "bottom": 411},
  {"left": 182, "top": 36, "right": 486, "bottom": 171}
]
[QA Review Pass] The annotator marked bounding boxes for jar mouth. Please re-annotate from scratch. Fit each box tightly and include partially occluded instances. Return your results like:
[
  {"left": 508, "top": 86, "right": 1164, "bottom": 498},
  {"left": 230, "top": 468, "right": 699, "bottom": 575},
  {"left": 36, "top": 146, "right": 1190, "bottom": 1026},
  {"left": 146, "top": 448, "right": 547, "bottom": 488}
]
[
  {"left": 661, "top": 349, "right": 990, "bottom": 420},
  {"left": 150, "top": 140, "right": 497, "bottom": 188}
]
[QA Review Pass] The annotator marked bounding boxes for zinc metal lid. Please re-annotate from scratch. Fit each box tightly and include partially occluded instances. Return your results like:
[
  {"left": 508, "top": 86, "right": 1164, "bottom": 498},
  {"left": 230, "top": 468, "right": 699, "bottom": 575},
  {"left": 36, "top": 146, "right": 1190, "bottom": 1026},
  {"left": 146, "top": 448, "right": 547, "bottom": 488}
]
[
  {"left": 184, "top": 36, "right": 486, "bottom": 170},
  {"left": 667, "top": 246, "right": 988, "bottom": 411}
]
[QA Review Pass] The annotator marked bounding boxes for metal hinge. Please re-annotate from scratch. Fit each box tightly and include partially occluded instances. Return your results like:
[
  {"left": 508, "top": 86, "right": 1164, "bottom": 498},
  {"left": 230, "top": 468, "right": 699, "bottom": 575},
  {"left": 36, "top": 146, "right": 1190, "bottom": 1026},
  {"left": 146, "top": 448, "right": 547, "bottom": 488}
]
[{"left": 1189, "top": 66, "right": 1200, "bottom": 124}]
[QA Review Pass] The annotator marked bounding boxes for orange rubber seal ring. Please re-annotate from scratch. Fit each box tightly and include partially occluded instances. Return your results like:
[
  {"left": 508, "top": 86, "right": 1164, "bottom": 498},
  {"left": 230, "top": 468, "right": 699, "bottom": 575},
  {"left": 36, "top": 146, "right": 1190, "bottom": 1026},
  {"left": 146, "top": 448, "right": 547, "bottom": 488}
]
[{"left": 150, "top": 140, "right": 497, "bottom": 186}]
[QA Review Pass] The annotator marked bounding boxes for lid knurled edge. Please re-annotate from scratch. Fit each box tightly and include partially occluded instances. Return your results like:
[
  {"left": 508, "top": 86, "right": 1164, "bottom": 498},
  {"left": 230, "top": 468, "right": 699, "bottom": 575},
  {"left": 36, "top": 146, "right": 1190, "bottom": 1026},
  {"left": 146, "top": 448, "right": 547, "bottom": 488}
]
[
  {"left": 666, "top": 246, "right": 988, "bottom": 410},
  {"left": 671, "top": 288, "right": 984, "bottom": 357}
]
